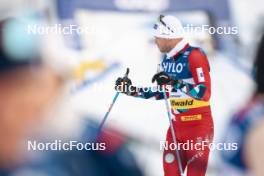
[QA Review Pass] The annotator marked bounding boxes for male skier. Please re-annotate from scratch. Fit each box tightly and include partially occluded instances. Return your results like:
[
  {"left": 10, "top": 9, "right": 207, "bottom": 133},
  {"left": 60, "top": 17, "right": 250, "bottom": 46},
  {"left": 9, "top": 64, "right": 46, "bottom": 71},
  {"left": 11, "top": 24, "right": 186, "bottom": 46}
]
[{"left": 115, "top": 15, "right": 214, "bottom": 176}]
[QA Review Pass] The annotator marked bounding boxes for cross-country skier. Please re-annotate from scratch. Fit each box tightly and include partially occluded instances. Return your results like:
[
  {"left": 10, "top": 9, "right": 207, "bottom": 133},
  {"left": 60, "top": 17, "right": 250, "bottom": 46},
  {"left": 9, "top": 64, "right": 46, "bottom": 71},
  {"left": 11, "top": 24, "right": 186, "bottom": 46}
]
[
  {"left": 115, "top": 15, "right": 214, "bottom": 176},
  {"left": 221, "top": 33, "right": 264, "bottom": 176}
]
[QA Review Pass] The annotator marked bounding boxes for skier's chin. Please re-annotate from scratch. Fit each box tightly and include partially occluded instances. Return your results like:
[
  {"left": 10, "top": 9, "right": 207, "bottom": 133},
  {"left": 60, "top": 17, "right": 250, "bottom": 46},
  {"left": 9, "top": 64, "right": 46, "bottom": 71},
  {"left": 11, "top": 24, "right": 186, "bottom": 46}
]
[
  {"left": 159, "top": 49, "right": 167, "bottom": 54},
  {"left": 158, "top": 48, "right": 168, "bottom": 53}
]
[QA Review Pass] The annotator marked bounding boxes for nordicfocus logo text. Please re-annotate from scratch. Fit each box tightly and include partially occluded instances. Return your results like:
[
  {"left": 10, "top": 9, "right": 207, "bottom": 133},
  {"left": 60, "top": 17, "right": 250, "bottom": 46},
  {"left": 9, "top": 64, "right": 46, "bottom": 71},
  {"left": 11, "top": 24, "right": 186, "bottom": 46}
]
[
  {"left": 160, "top": 140, "right": 238, "bottom": 151},
  {"left": 27, "top": 140, "right": 106, "bottom": 151}
]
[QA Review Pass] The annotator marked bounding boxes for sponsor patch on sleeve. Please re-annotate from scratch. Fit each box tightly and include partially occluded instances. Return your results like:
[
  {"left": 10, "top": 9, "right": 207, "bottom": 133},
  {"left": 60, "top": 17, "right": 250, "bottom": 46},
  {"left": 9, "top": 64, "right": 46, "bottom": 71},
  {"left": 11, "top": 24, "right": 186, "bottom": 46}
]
[{"left": 196, "top": 67, "right": 205, "bottom": 82}]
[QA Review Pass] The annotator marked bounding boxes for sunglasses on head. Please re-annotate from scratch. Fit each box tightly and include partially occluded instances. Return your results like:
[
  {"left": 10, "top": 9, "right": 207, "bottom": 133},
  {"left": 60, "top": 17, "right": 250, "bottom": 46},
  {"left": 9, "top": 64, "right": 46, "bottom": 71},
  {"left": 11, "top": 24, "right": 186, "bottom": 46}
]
[{"left": 158, "top": 14, "right": 174, "bottom": 33}]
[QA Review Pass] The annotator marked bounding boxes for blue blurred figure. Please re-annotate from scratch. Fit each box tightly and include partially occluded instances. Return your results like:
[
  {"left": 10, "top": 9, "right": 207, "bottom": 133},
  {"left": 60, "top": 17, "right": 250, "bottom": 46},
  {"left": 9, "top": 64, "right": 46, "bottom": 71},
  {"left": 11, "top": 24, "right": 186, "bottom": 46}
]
[
  {"left": 221, "top": 33, "right": 264, "bottom": 176},
  {"left": 0, "top": 13, "right": 143, "bottom": 176}
]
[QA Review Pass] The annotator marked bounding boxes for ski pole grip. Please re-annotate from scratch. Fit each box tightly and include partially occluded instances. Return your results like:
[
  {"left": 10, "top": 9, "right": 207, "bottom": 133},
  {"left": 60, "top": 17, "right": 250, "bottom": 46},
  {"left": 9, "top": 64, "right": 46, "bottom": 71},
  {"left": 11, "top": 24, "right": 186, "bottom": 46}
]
[{"left": 123, "top": 68, "right": 130, "bottom": 78}]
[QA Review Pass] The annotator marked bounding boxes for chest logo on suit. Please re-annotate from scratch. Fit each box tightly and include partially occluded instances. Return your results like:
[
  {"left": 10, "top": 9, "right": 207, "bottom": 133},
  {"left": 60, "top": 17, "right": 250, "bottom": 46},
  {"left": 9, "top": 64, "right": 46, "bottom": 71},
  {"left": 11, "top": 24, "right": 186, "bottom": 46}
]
[{"left": 162, "top": 62, "right": 184, "bottom": 73}]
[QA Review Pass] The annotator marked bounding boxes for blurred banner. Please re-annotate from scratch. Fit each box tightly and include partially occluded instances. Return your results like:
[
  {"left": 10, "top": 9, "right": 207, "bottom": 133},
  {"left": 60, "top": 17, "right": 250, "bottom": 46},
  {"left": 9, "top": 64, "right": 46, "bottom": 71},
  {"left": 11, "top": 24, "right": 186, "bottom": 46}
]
[{"left": 57, "top": 0, "right": 230, "bottom": 22}]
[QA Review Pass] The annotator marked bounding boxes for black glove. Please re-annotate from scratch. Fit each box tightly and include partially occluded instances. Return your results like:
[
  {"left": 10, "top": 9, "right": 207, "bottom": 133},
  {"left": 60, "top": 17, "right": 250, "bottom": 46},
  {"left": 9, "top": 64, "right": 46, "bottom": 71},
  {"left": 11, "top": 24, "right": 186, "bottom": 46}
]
[
  {"left": 151, "top": 71, "right": 173, "bottom": 85},
  {"left": 115, "top": 77, "right": 137, "bottom": 95}
]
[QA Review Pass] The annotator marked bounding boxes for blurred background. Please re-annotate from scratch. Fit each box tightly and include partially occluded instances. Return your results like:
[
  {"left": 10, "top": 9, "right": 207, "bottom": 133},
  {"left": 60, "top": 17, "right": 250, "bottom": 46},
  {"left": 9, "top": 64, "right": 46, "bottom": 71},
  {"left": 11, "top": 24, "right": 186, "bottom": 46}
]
[{"left": 0, "top": 0, "right": 263, "bottom": 175}]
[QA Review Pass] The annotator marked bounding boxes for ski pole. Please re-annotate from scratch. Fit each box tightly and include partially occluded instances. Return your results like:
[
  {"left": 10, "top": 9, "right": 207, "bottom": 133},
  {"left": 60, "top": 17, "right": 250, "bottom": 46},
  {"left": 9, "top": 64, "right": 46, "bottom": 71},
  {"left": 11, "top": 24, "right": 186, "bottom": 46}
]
[
  {"left": 162, "top": 89, "right": 184, "bottom": 176},
  {"left": 97, "top": 68, "right": 130, "bottom": 134},
  {"left": 157, "top": 64, "right": 184, "bottom": 175}
]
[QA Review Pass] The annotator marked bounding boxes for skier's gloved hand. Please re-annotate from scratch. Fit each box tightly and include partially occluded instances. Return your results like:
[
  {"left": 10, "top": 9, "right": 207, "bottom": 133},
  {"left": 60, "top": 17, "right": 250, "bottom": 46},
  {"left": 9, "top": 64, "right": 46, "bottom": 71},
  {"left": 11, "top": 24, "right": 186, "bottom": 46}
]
[
  {"left": 152, "top": 71, "right": 175, "bottom": 85},
  {"left": 115, "top": 77, "right": 137, "bottom": 96}
]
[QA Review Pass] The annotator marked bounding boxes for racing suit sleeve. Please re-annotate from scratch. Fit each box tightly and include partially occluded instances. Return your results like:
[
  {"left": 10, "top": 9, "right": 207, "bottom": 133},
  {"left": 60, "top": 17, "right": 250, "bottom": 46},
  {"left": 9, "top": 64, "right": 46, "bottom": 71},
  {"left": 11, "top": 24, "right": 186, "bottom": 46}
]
[{"left": 173, "top": 49, "right": 211, "bottom": 101}]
